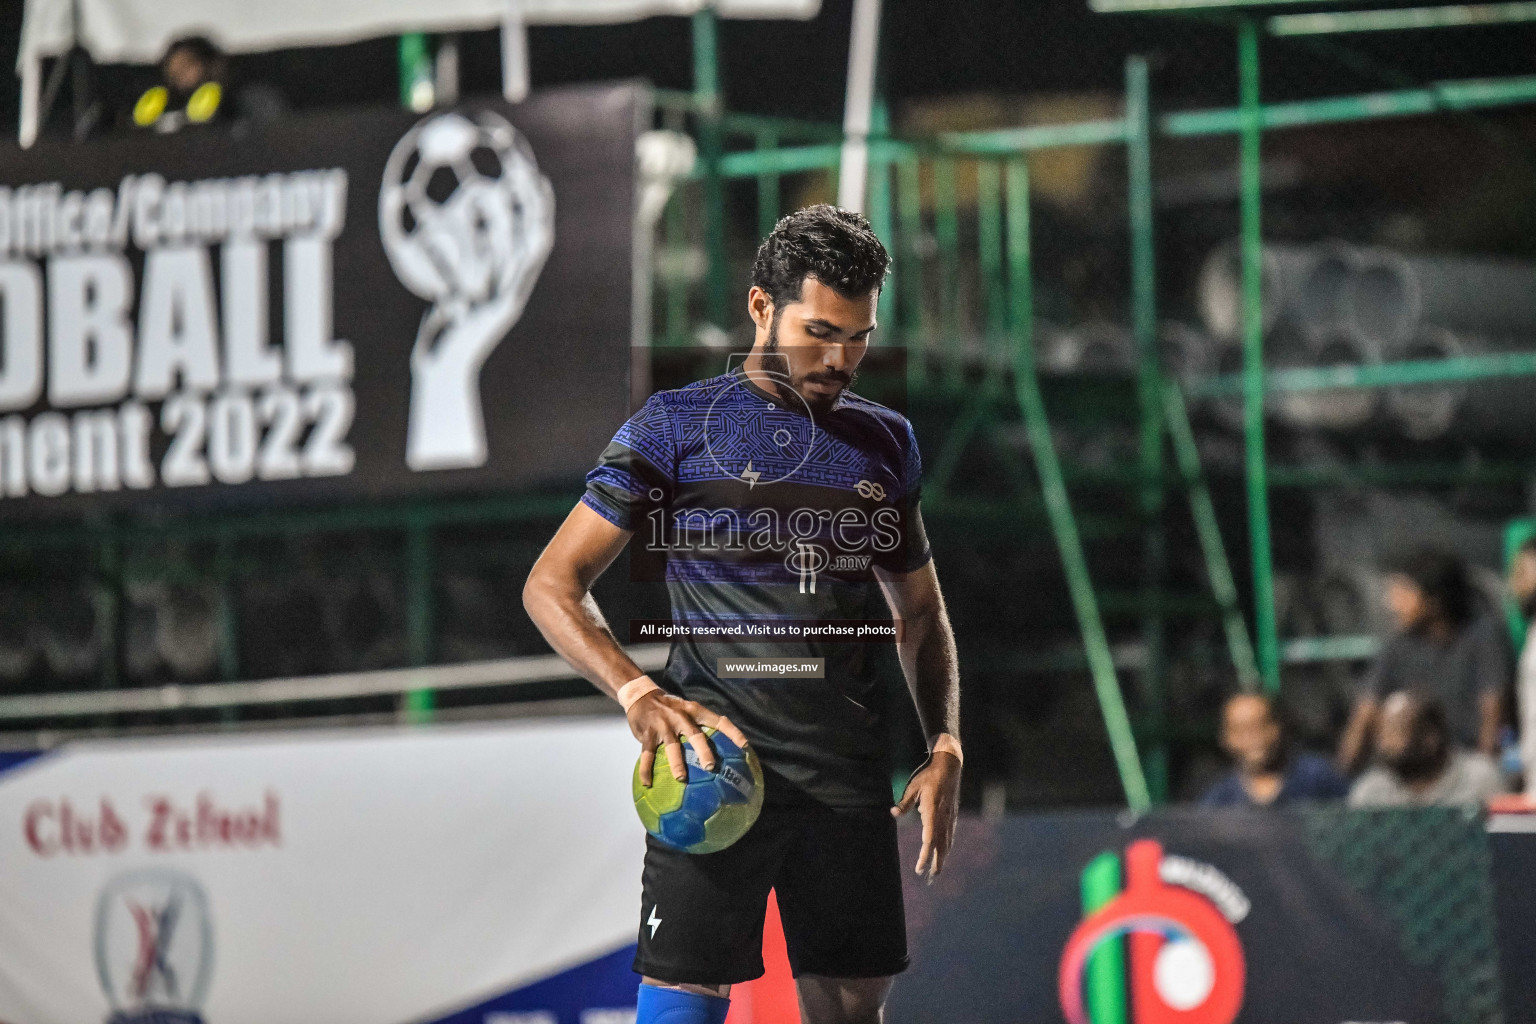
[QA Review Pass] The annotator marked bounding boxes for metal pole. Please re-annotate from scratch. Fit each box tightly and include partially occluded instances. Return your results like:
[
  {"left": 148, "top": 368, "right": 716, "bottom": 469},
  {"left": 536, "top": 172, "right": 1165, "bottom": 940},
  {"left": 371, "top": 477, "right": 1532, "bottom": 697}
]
[
  {"left": 1163, "top": 386, "right": 1262, "bottom": 690},
  {"left": 867, "top": 100, "right": 898, "bottom": 342},
  {"left": 214, "top": 531, "right": 240, "bottom": 726},
  {"left": 1126, "top": 55, "right": 1169, "bottom": 800},
  {"left": 838, "top": 0, "right": 884, "bottom": 212},
  {"left": 404, "top": 515, "right": 435, "bottom": 723},
  {"left": 896, "top": 155, "right": 926, "bottom": 390},
  {"left": 977, "top": 159, "right": 1006, "bottom": 381},
  {"left": 96, "top": 533, "right": 121, "bottom": 694},
  {"left": 501, "top": 0, "right": 530, "bottom": 103},
  {"left": 693, "top": 6, "right": 730, "bottom": 330},
  {"left": 1006, "top": 158, "right": 1152, "bottom": 813},
  {"left": 1238, "top": 20, "right": 1281, "bottom": 692},
  {"left": 661, "top": 106, "right": 690, "bottom": 347},
  {"left": 1270, "top": 1, "right": 1536, "bottom": 35},
  {"left": 399, "top": 34, "right": 434, "bottom": 112},
  {"left": 756, "top": 128, "right": 781, "bottom": 242},
  {"left": 934, "top": 157, "right": 961, "bottom": 389},
  {"left": 19, "top": 55, "right": 41, "bottom": 148}
]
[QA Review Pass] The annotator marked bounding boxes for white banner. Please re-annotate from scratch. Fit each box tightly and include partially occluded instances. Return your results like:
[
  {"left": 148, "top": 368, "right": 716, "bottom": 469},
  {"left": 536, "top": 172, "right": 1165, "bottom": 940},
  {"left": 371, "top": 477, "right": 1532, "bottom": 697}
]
[
  {"left": 19, "top": 0, "right": 822, "bottom": 69},
  {"left": 0, "top": 717, "right": 647, "bottom": 1024}
]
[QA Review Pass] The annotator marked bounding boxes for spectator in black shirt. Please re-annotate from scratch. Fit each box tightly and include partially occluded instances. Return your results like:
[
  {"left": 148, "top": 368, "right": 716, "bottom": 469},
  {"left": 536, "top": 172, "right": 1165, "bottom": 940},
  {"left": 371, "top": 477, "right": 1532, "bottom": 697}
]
[
  {"left": 130, "top": 37, "right": 284, "bottom": 134},
  {"left": 1338, "top": 548, "right": 1508, "bottom": 773}
]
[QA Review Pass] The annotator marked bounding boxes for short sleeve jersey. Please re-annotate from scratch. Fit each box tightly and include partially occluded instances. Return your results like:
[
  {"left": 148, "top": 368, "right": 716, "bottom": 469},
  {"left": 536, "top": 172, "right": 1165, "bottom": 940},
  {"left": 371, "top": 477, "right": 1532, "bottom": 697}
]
[{"left": 582, "top": 368, "right": 930, "bottom": 807}]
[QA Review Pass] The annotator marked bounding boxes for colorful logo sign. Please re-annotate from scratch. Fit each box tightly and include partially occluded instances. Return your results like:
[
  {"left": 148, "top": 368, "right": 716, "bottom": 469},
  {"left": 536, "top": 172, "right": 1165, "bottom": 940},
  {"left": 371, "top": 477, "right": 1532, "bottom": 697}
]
[
  {"left": 94, "top": 868, "right": 214, "bottom": 1024},
  {"left": 1059, "top": 839, "right": 1246, "bottom": 1024}
]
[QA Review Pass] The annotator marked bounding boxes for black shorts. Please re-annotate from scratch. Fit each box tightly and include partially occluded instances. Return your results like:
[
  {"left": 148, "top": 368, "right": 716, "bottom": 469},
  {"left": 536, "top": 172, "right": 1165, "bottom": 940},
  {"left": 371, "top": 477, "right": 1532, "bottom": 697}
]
[{"left": 632, "top": 803, "right": 908, "bottom": 986}]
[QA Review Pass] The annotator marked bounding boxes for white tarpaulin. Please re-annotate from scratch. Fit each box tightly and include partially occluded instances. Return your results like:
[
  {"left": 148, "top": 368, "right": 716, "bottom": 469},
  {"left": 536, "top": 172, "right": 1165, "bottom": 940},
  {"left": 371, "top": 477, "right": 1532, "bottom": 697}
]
[
  {"left": 0, "top": 717, "right": 648, "bottom": 1023},
  {"left": 18, "top": 0, "right": 822, "bottom": 68},
  {"left": 17, "top": 0, "right": 820, "bottom": 144}
]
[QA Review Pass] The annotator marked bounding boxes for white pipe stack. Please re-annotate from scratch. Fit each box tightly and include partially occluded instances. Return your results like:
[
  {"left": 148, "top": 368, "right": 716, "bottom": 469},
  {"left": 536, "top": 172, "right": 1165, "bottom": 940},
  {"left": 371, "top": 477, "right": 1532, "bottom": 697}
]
[
  {"left": 1273, "top": 326, "right": 1381, "bottom": 432},
  {"left": 1347, "top": 249, "right": 1536, "bottom": 346},
  {"left": 1198, "top": 239, "right": 1536, "bottom": 442},
  {"left": 1384, "top": 327, "right": 1468, "bottom": 441}
]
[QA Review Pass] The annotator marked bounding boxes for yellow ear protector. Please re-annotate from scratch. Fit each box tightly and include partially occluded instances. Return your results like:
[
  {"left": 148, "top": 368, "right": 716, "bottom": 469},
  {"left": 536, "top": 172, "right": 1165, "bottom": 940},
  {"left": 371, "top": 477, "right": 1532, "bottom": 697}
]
[
  {"left": 133, "top": 86, "right": 168, "bottom": 127},
  {"left": 186, "top": 82, "right": 222, "bottom": 123}
]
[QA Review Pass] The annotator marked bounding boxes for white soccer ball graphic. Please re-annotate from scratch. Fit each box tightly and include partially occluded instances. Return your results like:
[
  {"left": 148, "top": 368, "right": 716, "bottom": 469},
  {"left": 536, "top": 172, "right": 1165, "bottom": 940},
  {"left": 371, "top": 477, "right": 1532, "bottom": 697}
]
[
  {"left": 379, "top": 110, "right": 554, "bottom": 313},
  {"left": 378, "top": 110, "right": 555, "bottom": 472}
]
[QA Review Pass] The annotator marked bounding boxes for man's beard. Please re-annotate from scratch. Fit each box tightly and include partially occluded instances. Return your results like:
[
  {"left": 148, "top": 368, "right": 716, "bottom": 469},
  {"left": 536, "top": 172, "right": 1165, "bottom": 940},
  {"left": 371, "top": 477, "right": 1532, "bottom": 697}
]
[
  {"left": 762, "top": 314, "right": 857, "bottom": 414},
  {"left": 1382, "top": 737, "right": 1448, "bottom": 784}
]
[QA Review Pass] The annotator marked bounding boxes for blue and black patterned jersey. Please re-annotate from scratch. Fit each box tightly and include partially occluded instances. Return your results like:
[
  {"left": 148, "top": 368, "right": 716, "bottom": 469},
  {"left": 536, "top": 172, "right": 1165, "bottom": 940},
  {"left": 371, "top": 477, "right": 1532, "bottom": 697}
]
[{"left": 582, "top": 366, "right": 929, "bottom": 807}]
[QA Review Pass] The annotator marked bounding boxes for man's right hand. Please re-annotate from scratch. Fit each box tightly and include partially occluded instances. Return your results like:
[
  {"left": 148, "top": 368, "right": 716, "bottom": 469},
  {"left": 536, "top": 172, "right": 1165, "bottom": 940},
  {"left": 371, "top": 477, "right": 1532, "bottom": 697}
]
[{"left": 628, "top": 691, "right": 750, "bottom": 787}]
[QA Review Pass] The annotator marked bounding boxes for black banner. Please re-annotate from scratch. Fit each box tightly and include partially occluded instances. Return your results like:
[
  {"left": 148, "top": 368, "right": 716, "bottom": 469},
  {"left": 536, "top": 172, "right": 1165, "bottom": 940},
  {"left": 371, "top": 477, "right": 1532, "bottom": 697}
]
[
  {"left": 0, "top": 83, "right": 640, "bottom": 520},
  {"left": 892, "top": 808, "right": 1505, "bottom": 1024}
]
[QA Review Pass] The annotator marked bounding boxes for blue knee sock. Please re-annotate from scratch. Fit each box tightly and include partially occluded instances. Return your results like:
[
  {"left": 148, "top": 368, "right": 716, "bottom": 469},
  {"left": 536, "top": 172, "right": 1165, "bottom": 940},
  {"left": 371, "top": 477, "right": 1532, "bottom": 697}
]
[{"left": 635, "top": 982, "right": 731, "bottom": 1024}]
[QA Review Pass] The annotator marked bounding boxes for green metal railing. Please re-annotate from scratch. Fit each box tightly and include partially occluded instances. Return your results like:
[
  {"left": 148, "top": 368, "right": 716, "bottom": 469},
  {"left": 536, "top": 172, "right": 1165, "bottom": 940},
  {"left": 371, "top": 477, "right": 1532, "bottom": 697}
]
[{"left": 645, "top": 4, "right": 1536, "bottom": 806}]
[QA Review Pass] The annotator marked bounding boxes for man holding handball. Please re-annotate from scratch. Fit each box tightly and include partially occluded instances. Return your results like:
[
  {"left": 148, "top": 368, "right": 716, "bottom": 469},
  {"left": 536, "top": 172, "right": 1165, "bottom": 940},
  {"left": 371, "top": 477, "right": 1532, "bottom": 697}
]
[{"left": 524, "top": 206, "right": 961, "bottom": 1023}]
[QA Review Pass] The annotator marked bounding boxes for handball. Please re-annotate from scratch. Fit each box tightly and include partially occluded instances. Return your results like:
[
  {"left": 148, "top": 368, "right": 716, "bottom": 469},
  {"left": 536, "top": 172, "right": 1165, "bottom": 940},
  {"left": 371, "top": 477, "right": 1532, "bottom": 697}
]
[{"left": 633, "top": 726, "right": 764, "bottom": 854}]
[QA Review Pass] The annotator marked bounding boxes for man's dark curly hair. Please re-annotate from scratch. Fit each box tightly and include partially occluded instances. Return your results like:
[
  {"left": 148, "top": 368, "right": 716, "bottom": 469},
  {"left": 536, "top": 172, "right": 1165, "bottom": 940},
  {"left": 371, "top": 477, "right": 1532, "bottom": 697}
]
[{"left": 751, "top": 205, "right": 890, "bottom": 309}]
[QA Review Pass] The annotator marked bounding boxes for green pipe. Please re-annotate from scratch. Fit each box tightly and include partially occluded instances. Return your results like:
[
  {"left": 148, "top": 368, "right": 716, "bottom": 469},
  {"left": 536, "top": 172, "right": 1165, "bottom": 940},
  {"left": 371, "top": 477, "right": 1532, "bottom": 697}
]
[
  {"left": 1280, "top": 634, "right": 1378, "bottom": 663},
  {"left": 718, "top": 143, "right": 843, "bottom": 179},
  {"left": 1006, "top": 157, "right": 1151, "bottom": 813},
  {"left": 1092, "top": 0, "right": 1354, "bottom": 11},
  {"left": 896, "top": 155, "right": 927, "bottom": 390},
  {"left": 1270, "top": 1, "right": 1536, "bottom": 35},
  {"left": 95, "top": 534, "right": 121, "bottom": 694},
  {"left": 1162, "top": 75, "right": 1536, "bottom": 136},
  {"left": 1238, "top": 20, "right": 1281, "bottom": 693},
  {"left": 1082, "top": 852, "right": 1129, "bottom": 1024},
  {"left": 653, "top": 90, "right": 844, "bottom": 140},
  {"left": 1266, "top": 461, "right": 1536, "bottom": 487},
  {"left": 928, "top": 377, "right": 1001, "bottom": 500},
  {"left": 934, "top": 157, "right": 961, "bottom": 388},
  {"left": 977, "top": 159, "right": 1006, "bottom": 375},
  {"left": 1164, "top": 386, "right": 1262, "bottom": 691},
  {"left": 398, "top": 34, "right": 432, "bottom": 110},
  {"left": 706, "top": 73, "right": 1536, "bottom": 184},
  {"left": 404, "top": 514, "right": 435, "bottom": 723},
  {"left": 1193, "top": 350, "right": 1536, "bottom": 395},
  {"left": 869, "top": 101, "right": 898, "bottom": 345},
  {"left": 939, "top": 120, "right": 1131, "bottom": 154},
  {"left": 660, "top": 105, "right": 689, "bottom": 348},
  {"left": 693, "top": 7, "right": 729, "bottom": 330},
  {"left": 1126, "top": 55, "right": 1168, "bottom": 801},
  {"left": 756, "top": 128, "right": 780, "bottom": 242}
]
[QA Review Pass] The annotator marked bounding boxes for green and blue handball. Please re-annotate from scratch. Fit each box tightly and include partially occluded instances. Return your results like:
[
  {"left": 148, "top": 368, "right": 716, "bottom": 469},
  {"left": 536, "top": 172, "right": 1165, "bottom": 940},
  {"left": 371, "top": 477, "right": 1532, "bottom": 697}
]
[{"left": 633, "top": 726, "right": 764, "bottom": 854}]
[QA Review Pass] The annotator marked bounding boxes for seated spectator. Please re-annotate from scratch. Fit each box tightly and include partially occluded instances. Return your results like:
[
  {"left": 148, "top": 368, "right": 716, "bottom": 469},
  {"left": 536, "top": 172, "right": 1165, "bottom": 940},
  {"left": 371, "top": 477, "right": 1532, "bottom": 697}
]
[
  {"left": 1338, "top": 547, "right": 1508, "bottom": 773},
  {"left": 1202, "top": 692, "right": 1349, "bottom": 807},
  {"left": 129, "top": 37, "right": 284, "bottom": 134},
  {"left": 1348, "top": 691, "right": 1504, "bottom": 807}
]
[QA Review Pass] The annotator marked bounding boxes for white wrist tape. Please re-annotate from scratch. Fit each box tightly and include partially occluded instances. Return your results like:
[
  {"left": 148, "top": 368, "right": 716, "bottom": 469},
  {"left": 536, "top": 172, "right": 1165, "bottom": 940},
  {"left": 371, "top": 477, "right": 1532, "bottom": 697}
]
[
  {"left": 616, "top": 674, "right": 662, "bottom": 712},
  {"left": 930, "top": 733, "right": 964, "bottom": 764}
]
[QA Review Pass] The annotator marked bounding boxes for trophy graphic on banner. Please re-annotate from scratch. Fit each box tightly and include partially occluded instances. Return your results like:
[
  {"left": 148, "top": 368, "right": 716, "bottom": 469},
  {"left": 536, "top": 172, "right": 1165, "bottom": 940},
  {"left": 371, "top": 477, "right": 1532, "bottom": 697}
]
[{"left": 379, "top": 110, "right": 555, "bottom": 471}]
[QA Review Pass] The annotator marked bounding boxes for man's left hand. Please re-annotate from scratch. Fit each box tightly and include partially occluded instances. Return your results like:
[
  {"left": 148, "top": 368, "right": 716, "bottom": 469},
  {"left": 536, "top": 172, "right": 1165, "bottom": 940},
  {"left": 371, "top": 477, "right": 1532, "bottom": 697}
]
[{"left": 891, "top": 750, "right": 962, "bottom": 881}]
